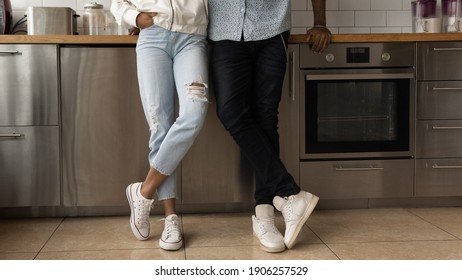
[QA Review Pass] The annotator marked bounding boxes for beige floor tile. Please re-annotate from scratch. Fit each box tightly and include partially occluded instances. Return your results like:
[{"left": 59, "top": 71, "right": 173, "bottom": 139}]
[
  {"left": 36, "top": 248, "right": 185, "bottom": 260},
  {"left": 329, "top": 240, "right": 462, "bottom": 260},
  {"left": 0, "top": 218, "right": 63, "bottom": 253},
  {"left": 307, "top": 208, "right": 456, "bottom": 243},
  {"left": 41, "top": 216, "right": 164, "bottom": 252},
  {"left": 0, "top": 252, "right": 37, "bottom": 260},
  {"left": 185, "top": 244, "right": 338, "bottom": 260},
  {"left": 182, "top": 213, "right": 322, "bottom": 248},
  {"left": 408, "top": 207, "right": 462, "bottom": 239}
]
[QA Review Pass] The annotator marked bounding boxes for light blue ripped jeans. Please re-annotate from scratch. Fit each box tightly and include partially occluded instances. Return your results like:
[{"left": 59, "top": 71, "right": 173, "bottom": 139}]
[{"left": 136, "top": 25, "right": 209, "bottom": 201}]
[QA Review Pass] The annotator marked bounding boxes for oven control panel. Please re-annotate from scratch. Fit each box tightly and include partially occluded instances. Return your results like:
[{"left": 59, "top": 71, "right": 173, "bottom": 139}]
[{"left": 300, "top": 42, "right": 414, "bottom": 68}]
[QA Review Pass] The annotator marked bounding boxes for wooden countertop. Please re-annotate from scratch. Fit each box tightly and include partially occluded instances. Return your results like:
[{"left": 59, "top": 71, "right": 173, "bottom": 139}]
[{"left": 2, "top": 33, "right": 462, "bottom": 44}]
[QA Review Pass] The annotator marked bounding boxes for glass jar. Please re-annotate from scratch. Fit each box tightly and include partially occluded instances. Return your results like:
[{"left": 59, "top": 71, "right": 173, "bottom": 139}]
[
  {"left": 442, "top": 0, "right": 462, "bottom": 32},
  {"left": 83, "top": 2, "right": 105, "bottom": 35},
  {"left": 412, "top": 0, "right": 441, "bottom": 33}
]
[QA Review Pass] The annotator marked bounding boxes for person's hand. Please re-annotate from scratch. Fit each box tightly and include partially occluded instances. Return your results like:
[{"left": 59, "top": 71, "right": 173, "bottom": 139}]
[
  {"left": 136, "top": 12, "right": 157, "bottom": 29},
  {"left": 306, "top": 26, "right": 331, "bottom": 53},
  {"left": 128, "top": 27, "right": 140, "bottom": 35}
]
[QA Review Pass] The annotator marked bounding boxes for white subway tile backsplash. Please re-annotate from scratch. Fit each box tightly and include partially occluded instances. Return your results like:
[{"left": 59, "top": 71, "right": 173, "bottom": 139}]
[
  {"left": 371, "top": 0, "right": 402, "bottom": 10},
  {"left": 339, "top": 27, "right": 371, "bottom": 34},
  {"left": 340, "top": 0, "right": 371, "bottom": 11},
  {"left": 355, "top": 11, "right": 387, "bottom": 26},
  {"left": 8, "top": 0, "right": 438, "bottom": 34},
  {"left": 387, "top": 11, "right": 413, "bottom": 27},
  {"left": 327, "top": 11, "right": 355, "bottom": 27},
  {"left": 42, "top": 0, "right": 76, "bottom": 9},
  {"left": 291, "top": 0, "right": 307, "bottom": 11}
]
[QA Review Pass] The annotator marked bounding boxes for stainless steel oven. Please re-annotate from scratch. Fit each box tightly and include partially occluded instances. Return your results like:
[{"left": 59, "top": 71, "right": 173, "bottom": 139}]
[{"left": 300, "top": 43, "right": 416, "bottom": 160}]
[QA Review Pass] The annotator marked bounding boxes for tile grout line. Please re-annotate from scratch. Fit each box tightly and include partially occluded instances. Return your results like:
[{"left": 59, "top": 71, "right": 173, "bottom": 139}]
[
  {"left": 305, "top": 224, "right": 341, "bottom": 260},
  {"left": 33, "top": 217, "right": 66, "bottom": 260},
  {"left": 403, "top": 208, "right": 461, "bottom": 241}
]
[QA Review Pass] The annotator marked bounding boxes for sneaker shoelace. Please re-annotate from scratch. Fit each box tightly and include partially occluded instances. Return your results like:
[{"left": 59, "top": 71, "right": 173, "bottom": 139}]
[
  {"left": 281, "top": 196, "right": 294, "bottom": 221},
  {"left": 256, "top": 216, "right": 278, "bottom": 235},
  {"left": 134, "top": 199, "right": 153, "bottom": 226},
  {"left": 162, "top": 217, "right": 182, "bottom": 241}
]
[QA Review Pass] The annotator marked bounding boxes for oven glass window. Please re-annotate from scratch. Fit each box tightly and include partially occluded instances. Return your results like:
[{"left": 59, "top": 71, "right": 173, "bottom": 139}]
[{"left": 306, "top": 79, "right": 410, "bottom": 154}]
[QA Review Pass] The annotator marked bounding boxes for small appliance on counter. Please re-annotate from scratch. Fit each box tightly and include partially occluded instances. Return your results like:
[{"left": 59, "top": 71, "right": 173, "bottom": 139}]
[
  {"left": 26, "top": 7, "right": 78, "bottom": 35},
  {"left": 0, "top": 0, "right": 12, "bottom": 34}
]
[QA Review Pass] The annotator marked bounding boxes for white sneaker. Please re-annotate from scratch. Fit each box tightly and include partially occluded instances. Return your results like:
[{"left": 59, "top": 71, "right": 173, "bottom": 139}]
[
  {"left": 159, "top": 214, "right": 183, "bottom": 251},
  {"left": 252, "top": 204, "right": 285, "bottom": 253},
  {"left": 273, "top": 190, "right": 319, "bottom": 249},
  {"left": 126, "top": 183, "right": 153, "bottom": 241}
]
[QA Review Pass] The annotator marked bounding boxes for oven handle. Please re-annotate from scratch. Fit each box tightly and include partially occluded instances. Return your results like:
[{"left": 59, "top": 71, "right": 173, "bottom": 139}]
[{"left": 306, "top": 73, "right": 414, "bottom": 81}]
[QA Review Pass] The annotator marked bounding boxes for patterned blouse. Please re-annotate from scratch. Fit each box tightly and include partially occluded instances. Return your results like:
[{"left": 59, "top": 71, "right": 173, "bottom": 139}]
[{"left": 207, "top": 0, "right": 291, "bottom": 41}]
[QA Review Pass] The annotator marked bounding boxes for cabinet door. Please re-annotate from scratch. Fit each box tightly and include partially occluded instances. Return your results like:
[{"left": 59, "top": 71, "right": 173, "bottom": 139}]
[
  {"left": 60, "top": 47, "right": 150, "bottom": 207},
  {"left": 416, "top": 120, "right": 462, "bottom": 158},
  {"left": 417, "top": 81, "right": 462, "bottom": 120},
  {"left": 279, "top": 44, "right": 300, "bottom": 185},
  {"left": 0, "top": 44, "right": 58, "bottom": 126},
  {"left": 416, "top": 159, "right": 462, "bottom": 197},
  {"left": 0, "top": 126, "right": 60, "bottom": 207},
  {"left": 417, "top": 42, "right": 462, "bottom": 81}
]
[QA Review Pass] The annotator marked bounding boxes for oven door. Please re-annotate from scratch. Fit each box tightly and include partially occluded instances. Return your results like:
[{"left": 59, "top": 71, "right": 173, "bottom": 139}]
[{"left": 300, "top": 68, "right": 415, "bottom": 160}]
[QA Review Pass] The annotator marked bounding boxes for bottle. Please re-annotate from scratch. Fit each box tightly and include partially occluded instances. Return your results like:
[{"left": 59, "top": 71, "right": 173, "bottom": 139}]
[{"left": 83, "top": 2, "right": 105, "bottom": 35}]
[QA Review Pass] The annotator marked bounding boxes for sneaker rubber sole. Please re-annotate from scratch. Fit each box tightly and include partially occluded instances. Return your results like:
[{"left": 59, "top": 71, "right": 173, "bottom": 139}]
[
  {"left": 253, "top": 232, "right": 286, "bottom": 253},
  {"left": 126, "top": 184, "right": 149, "bottom": 241},
  {"left": 285, "top": 194, "right": 319, "bottom": 249},
  {"left": 159, "top": 238, "right": 183, "bottom": 251}
]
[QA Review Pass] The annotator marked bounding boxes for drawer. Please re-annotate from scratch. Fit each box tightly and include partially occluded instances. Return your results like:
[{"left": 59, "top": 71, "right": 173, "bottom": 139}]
[
  {"left": 417, "top": 41, "right": 462, "bottom": 81},
  {"left": 0, "top": 126, "right": 60, "bottom": 207},
  {"left": 0, "top": 44, "right": 58, "bottom": 126},
  {"left": 417, "top": 81, "right": 462, "bottom": 119},
  {"left": 416, "top": 120, "right": 462, "bottom": 158},
  {"left": 300, "top": 159, "right": 413, "bottom": 199},
  {"left": 416, "top": 159, "right": 462, "bottom": 197}
]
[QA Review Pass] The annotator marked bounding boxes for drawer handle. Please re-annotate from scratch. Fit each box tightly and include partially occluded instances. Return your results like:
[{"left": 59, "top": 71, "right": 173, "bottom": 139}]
[
  {"left": 335, "top": 166, "right": 384, "bottom": 171},
  {"left": 0, "top": 51, "right": 22, "bottom": 55},
  {"left": 433, "top": 47, "right": 462, "bottom": 51},
  {"left": 432, "top": 164, "right": 462, "bottom": 169},
  {"left": 433, "top": 87, "right": 462, "bottom": 91},
  {"left": 432, "top": 126, "right": 462, "bottom": 130},
  {"left": 0, "top": 133, "right": 23, "bottom": 138}
]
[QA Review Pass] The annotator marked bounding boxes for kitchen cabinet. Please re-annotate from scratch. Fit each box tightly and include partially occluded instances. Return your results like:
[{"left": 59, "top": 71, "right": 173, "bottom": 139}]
[
  {"left": 60, "top": 46, "right": 150, "bottom": 206},
  {"left": 0, "top": 44, "right": 60, "bottom": 207},
  {"left": 416, "top": 42, "right": 462, "bottom": 197},
  {"left": 180, "top": 45, "right": 300, "bottom": 211}
]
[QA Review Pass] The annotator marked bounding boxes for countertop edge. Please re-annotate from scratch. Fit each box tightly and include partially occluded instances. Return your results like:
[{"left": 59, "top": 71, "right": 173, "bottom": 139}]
[{"left": 2, "top": 33, "right": 462, "bottom": 44}]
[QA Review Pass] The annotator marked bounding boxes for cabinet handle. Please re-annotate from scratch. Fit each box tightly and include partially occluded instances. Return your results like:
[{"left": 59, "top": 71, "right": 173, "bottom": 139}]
[
  {"left": 433, "top": 47, "right": 462, "bottom": 51},
  {"left": 432, "top": 164, "right": 462, "bottom": 169},
  {"left": 289, "top": 51, "right": 295, "bottom": 101},
  {"left": 335, "top": 166, "right": 384, "bottom": 171},
  {"left": 432, "top": 126, "right": 462, "bottom": 130},
  {"left": 0, "top": 133, "right": 23, "bottom": 138},
  {"left": 433, "top": 87, "right": 462, "bottom": 91},
  {"left": 0, "top": 51, "right": 22, "bottom": 55}
]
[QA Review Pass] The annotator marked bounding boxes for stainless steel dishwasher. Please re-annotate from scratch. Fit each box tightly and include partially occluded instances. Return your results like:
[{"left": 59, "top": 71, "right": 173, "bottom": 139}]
[{"left": 60, "top": 46, "right": 150, "bottom": 207}]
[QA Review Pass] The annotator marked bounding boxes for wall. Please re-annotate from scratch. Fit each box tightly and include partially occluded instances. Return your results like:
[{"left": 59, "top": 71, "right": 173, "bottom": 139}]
[{"left": 10, "top": 0, "right": 420, "bottom": 34}]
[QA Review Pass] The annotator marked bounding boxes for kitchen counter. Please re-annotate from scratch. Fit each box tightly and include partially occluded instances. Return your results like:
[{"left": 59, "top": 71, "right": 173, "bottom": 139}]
[{"left": 2, "top": 33, "right": 462, "bottom": 44}]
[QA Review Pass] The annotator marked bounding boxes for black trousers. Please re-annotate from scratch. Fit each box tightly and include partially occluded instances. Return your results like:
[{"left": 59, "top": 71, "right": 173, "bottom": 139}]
[{"left": 211, "top": 32, "right": 300, "bottom": 205}]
